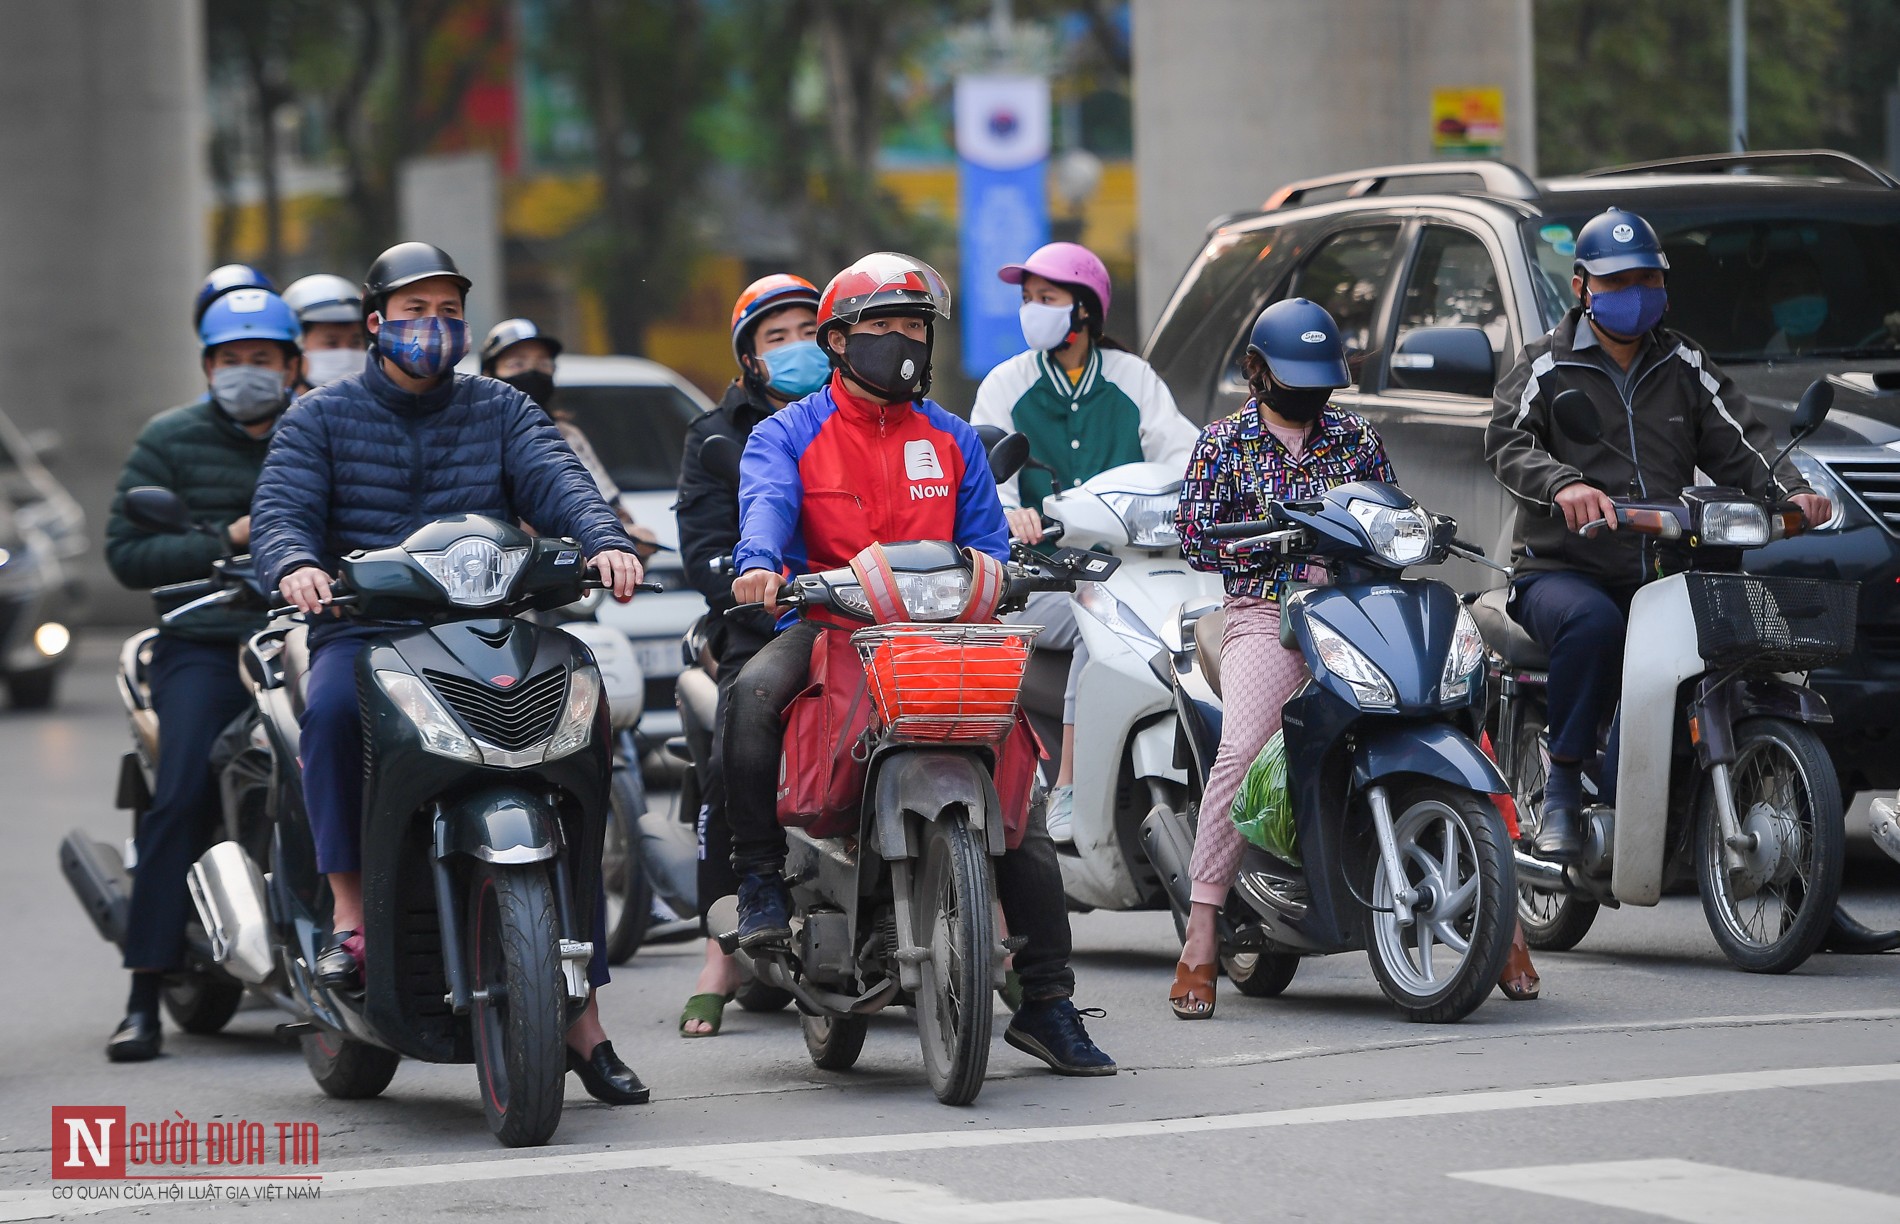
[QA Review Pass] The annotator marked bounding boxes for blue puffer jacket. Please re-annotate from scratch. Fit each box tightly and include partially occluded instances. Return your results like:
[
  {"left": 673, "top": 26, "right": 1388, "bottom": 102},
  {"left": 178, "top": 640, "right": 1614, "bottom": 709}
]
[{"left": 250, "top": 355, "right": 631, "bottom": 625}]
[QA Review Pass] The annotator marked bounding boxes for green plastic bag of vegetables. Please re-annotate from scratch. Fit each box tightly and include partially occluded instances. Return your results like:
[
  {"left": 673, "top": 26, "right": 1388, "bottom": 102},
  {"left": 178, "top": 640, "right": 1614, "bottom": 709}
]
[{"left": 1230, "top": 730, "right": 1298, "bottom": 865}]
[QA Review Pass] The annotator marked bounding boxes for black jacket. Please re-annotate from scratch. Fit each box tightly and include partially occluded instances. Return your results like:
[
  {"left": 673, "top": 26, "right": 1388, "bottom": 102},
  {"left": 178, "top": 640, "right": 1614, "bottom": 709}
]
[
  {"left": 676, "top": 381, "right": 777, "bottom": 658},
  {"left": 1486, "top": 309, "right": 1810, "bottom": 586}
]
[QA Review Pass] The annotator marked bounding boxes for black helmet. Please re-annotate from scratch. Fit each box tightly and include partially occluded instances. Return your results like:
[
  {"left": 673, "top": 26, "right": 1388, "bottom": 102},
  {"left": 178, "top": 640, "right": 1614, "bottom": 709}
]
[
  {"left": 362, "top": 242, "right": 471, "bottom": 319},
  {"left": 480, "top": 317, "right": 563, "bottom": 372}
]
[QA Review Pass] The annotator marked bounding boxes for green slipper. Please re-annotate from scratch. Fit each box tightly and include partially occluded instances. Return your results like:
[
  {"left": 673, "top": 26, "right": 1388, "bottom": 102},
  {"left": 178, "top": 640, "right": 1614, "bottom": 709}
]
[
  {"left": 998, "top": 968, "right": 1024, "bottom": 1014},
  {"left": 679, "top": 992, "right": 733, "bottom": 1037}
]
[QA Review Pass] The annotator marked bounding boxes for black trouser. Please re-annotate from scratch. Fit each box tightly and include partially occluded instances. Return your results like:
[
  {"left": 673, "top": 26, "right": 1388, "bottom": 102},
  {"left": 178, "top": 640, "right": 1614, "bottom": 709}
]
[
  {"left": 1509, "top": 571, "right": 1637, "bottom": 798},
  {"left": 694, "top": 637, "right": 761, "bottom": 927},
  {"left": 725, "top": 621, "right": 1075, "bottom": 1002}
]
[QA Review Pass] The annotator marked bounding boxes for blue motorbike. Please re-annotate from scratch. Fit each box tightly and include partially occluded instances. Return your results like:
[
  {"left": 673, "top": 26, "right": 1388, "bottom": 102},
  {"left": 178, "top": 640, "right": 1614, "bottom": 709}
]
[{"left": 1145, "top": 481, "right": 1516, "bottom": 1023}]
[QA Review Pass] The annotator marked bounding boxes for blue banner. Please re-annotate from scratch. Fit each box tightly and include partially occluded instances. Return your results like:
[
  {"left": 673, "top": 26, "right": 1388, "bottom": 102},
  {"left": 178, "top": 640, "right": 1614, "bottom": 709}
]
[{"left": 958, "top": 158, "right": 1048, "bottom": 379}]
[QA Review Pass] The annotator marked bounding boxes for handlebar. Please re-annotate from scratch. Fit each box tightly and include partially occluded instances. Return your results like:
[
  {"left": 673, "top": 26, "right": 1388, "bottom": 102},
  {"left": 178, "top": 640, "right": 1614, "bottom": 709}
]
[
  {"left": 1203, "top": 519, "right": 1279, "bottom": 541},
  {"left": 153, "top": 577, "right": 219, "bottom": 601}
]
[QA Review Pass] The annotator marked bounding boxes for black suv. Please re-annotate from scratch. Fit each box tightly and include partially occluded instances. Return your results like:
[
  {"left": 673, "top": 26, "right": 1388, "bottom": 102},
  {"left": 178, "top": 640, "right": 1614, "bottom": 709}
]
[{"left": 1144, "top": 150, "right": 1900, "bottom": 792}]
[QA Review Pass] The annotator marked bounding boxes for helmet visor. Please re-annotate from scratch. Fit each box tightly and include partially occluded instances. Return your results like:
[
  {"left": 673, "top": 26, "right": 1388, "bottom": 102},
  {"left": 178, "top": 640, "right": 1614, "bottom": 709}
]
[{"left": 828, "top": 253, "right": 952, "bottom": 325}]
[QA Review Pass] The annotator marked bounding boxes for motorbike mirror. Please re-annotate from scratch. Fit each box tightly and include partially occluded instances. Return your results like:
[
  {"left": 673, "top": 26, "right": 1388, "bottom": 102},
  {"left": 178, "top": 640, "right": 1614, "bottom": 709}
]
[
  {"left": 122, "top": 485, "right": 194, "bottom": 535},
  {"left": 987, "top": 432, "right": 1031, "bottom": 483},
  {"left": 1790, "top": 379, "right": 1833, "bottom": 438},
  {"left": 698, "top": 434, "right": 744, "bottom": 486},
  {"left": 1550, "top": 389, "right": 1603, "bottom": 446},
  {"left": 973, "top": 424, "right": 1007, "bottom": 451}
]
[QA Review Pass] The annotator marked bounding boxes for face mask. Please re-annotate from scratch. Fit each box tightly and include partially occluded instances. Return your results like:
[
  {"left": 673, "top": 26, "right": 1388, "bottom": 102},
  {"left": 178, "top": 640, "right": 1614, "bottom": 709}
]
[
  {"left": 1771, "top": 294, "right": 1828, "bottom": 339},
  {"left": 841, "top": 330, "right": 931, "bottom": 401},
  {"left": 210, "top": 364, "right": 291, "bottom": 424},
  {"left": 1586, "top": 283, "right": 1667, "bottom": 339},
  {"left": 302, "top": 347, "right": 361, "bottom": 387},
  {"left": 501, "top": 368, "right": 556, "bottom": 408},
  {"left": 760, "top": 340, "right": 829, "bottom": 398},
  {"left": 375, "top": 314, "right": 468, "bottom": 380},
  {"left": 1258, "top": 379, "right": 1331, "bottom": 425},
  {"left": 1019, "top": 301, "right": 1075, "bottom": 352}
]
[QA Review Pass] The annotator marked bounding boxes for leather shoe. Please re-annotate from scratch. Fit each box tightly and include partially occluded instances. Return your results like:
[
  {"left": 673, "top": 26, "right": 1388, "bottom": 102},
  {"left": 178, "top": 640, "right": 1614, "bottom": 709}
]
[
  {"left": 1822, "top": 905, "right": 1900, "bottom": 954},
  {"left": 735, "top": 872, "right": 793, "bottom": 949},
  {"left": 106, "top": 1012, "right": 162, "bottom": 1063},
  {"left": 315, "top": 930, "right": 364, "bottom": 990},
  {"left": 567, "top": 1040, "right": 650, "bottom": 1104},
  {"left": 1533, "top": 801, "right": 1582, "bottom": 860},
  {"left": 1005, "top": 998, "right": 1117, "bottom": 1076}
]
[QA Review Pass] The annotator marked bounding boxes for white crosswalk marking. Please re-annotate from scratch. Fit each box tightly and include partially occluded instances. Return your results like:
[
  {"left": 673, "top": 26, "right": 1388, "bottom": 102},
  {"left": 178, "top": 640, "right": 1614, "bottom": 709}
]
[{"left": 1452, "top": 1158, "right": 1900, "bottom": 1223}]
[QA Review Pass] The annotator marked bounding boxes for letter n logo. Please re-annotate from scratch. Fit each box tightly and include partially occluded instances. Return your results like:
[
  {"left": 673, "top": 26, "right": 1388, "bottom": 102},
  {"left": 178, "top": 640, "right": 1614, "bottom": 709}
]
[{"left": 52, "top": 1107, "right": 125, "bottom": 1179}]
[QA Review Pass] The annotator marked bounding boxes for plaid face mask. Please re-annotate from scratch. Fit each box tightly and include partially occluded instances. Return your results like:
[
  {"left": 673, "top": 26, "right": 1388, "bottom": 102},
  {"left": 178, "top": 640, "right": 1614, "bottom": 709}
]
[{"left": 376, "top": 315, "right": 469, "bottom": 379}]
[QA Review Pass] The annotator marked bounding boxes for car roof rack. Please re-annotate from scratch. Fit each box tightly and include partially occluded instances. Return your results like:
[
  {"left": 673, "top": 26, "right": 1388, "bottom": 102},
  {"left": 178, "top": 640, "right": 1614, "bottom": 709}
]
[
  {"left": 1262, "top": 160, "right": 1539, "bottom": 209},
  {"left": 1579, "top": 149, "right": 1899, "bottom": 189}
]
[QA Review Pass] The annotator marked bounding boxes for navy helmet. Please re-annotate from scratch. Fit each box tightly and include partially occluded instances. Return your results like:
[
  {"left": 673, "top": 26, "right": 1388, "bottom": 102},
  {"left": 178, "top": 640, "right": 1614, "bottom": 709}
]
[
  {"left": 1573, "top": 207, "right": 1670, "bottom": 278},
  {"left": 194, "top": 264, "right": 275, "bottom": 327},
  {"left": 1246, "top": 297, "right": 1350, "bottom": 389},
  {"left": 199, "top": 288, "right": 300, "bottom": 354}
]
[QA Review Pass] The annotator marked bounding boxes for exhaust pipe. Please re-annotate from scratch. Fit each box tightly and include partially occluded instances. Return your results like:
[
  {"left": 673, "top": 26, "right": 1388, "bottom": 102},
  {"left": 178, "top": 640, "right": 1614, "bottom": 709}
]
[
  {"left": 60, "top": 831, "right": 131, "bottom": 946},
  {"left": 1513, "top": 850, "right": 1568, "bottom": 892},
  {"left": 186, "top": 842, "right": 274, "bottom": 984},
  {"left": 1870, "top": 797, "right": 1900, "bottom": 867},
  {"left": 1140, "top": 802, "right": 1196, "bottom": 915}
]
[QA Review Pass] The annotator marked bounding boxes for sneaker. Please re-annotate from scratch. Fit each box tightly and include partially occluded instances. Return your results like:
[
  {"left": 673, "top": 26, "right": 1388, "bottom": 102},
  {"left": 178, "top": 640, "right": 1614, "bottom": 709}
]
[
  {"left": 1004, "top": 998, "right": 1117, "bottom": 1076},
  {"left": 735, "top": 872, "right": 793, "bottom": 949},
  {"left": 1046, "top": 786, "right": 1075, "bottom": 843}
]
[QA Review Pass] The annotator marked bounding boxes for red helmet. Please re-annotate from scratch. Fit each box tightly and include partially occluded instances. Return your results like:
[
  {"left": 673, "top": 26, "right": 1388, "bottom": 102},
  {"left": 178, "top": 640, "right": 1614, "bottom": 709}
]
[
  {"left": 815, "top": 252, "right": 952, "bottom": 343},
  {"left": 730, "top": 273, "right": 820, "bottom": 362}
]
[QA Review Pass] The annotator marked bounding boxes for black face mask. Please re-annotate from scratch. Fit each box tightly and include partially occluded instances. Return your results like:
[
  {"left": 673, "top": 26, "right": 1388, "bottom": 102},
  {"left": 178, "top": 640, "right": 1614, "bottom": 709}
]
[
  {"left": 501, "top": 369, "right": 556, "bottom": 408},
  {"left": 1254, "top": 376, "right": 1330, "bottom": 425},
  {"left": 841, "top": 330, "right": 931, "bottom": 401}
]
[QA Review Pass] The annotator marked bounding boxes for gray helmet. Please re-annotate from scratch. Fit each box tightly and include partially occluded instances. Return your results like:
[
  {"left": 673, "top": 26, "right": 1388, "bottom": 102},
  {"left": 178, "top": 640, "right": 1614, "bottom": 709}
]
[
  {"left": 480, "top": 317, "right": 563, "bottom": 372},
  {"left": 282, "top": 274, "right": 364, "bottom": 325}
]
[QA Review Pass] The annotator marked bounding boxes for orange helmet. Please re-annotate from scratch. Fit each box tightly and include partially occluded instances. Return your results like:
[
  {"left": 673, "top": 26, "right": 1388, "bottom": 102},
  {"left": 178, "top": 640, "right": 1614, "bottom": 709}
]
[
  {"left": 730, "top": 273, "right": 820, "bottom": 362},
  {"left": 815, "top": 252, "right": 952, "bottom": 344}
]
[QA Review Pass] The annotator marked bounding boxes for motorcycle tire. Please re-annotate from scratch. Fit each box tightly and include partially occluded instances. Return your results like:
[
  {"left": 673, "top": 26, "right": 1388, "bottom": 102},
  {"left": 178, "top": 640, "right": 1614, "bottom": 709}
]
[
  {"left": 802, "top": 1012, "right": 869, "bottom": 1070},
  {"left": 301, "top": 1031, "right": 400, "bottom": 1100},
  {"left": 1506, "top": 716, "right": 1599, "bottom": 951},
  {"left": 602, "top": 764, "right": 654, "bottom": 965},
  {"left": 1695, "top": 717, "right": 1844, "bottom": 975},
  {"left": 1221, "top": 950, "right": 1299, "bottom": 997},
  {"left": 912, "top": 817, "right": 996, "bottom": 1106},
  {"left": 735, "top": 974, "right": 794, "bottom": 1013},
  {"left": 162, "top": 974, "right": 245, "bottom": 1035},
  {"left": 1365, "top": 781, "right": 1514, "bottom": 1024},
  {"left": 468, "top": 863, "right": 566, "bottom": 1148}
]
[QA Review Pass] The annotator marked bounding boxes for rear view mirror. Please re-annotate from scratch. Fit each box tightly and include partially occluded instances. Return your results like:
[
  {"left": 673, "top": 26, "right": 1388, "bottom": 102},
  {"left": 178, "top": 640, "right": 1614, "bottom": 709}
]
[
  {"left": 698, "top": 434, "right": 743, "bottom": 486},
  {"left": 987, "top": 432, "right": 1031, "bottom": 483},
  {"left": 1387, "top": 326, "right": 1495, "bottom": 399},
  {"left": 1790, "top": 379, "right": 1833, "bottom": 438},
  {"left": 122, "top": 486, "right": 193, "bottom": 535},
  {"left": 1550, "top": 389, "right": 1603, "bottom": 446}
]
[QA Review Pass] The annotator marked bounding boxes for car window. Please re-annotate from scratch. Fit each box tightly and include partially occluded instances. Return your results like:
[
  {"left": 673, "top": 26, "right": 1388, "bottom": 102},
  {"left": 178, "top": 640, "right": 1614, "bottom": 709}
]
[
  {"left": 1145, "top": 225, "right": 1277, "bottom": 375},
  {"left": 1289, "top": 225, "right": 1403, "bottom": 358},
  {"left": 1395, "top": 226, "right": 1511, "bottom": 357},
  {"left": 549, "top": 385, "right": 701, "bottom": 492}
]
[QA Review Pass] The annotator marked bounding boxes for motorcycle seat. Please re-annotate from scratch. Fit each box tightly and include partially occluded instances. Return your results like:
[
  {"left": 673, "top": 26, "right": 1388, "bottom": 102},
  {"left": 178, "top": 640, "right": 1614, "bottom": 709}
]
[
  {"left": 1193, "top": 608, "right": 1226, "bottom": 698},
  {"left": 1469, "top": 588, "right": 1548, "bottom": 671},
  {"left": 282, "top": 625, "right": 313, "bottom": 717}
]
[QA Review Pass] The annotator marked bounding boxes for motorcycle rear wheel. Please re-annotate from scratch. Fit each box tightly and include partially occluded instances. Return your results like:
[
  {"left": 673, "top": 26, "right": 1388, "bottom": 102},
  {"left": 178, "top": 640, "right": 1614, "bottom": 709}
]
[
  {"left": 301, "top": 1031, "right": 399, "bottom": 1099},
  {"left": 1506, "top": 717, "right": 1599, "bottom": 951},
  {"left": 1365, "top": 781, "right": 1514, "bottom": 1023},
  {"left": 1221, "top": 950, "right": 1299, "bottom": 997},
  {"left": 602, "top": 763, "right": 654, "bottom": 965},
  {"left": 913, "top": 818, "right": 996, "bottom": 1106},
  {"left": 802, "top": 1012, "right": 869, "bottom": 1069},
  {"left": 163, "top": 973, "right": 245, "bottom": 1035},
  {"left": 736, "top": 972, "right": 794, "bottom": 1013},
  {"left": 468, "top": 863, "right": 566, "bottom": 1148}
]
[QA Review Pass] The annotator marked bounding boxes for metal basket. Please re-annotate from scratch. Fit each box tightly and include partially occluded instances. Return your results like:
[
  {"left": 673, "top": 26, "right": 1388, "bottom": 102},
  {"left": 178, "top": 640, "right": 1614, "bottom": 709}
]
[
  {"left": 850, "top": 624, "right": 1040, "bottom": 743},
  {"left": 1681, "top": 573, "right": 1857, "bottom": 672}
]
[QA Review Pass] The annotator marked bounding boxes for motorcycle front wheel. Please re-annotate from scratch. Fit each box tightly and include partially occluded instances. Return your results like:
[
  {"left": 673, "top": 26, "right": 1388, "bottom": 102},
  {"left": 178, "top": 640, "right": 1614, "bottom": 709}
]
[
  {"left": 468, "top": 863, "right": 566, "bottom": 1147},
  {"left": 602, "top": 763, "right": 654, "bottom": 965},
  {"left": 1696, "top": 717, "right": 1843, "bottom": 974},
  {"left": 1505, "top": 716, "right": 1599, "bottom": 951},
  {"left": 1365, "top": 781, "right": 1514, "bottom": 1023},
  {"left": 912, "top": 817, "right": 996, "bottom": 1105}
]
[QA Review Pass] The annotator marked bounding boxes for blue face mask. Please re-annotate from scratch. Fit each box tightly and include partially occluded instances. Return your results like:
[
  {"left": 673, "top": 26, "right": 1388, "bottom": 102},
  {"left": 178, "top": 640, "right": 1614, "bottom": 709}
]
[
  {"left": 1587, "top": 283, "right": 1668, "bottom": 339},
  {"left": 375, "top": 315, "right": 468, "bottom": 380},
  {"left": 1772, "top": 294, "right": 1828, "bottom": 339},
  {"left": 760, "top": 339, "right": 829, "bottom": 398}
]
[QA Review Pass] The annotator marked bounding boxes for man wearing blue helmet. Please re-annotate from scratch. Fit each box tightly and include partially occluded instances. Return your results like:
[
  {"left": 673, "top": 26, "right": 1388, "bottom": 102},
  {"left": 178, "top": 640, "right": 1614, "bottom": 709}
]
[
  {"left": 100, "top": 287, "right": 303, "bottom": 1061},
  {"left": 193, "top": 263, "right": 275, "bottom": 329},
  {"left": 1487, "top": 207, "right": 1831, "bottom": 862}
]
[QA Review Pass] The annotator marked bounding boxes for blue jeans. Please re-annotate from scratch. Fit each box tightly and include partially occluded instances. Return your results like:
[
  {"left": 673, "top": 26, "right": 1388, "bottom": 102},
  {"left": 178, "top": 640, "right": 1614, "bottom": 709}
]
[
  {"left": 124, "top": 637, "right": 253, "bottom": 971},
  {"left": 1509, "top": 570, "right": 1636, "bottom": 774}
]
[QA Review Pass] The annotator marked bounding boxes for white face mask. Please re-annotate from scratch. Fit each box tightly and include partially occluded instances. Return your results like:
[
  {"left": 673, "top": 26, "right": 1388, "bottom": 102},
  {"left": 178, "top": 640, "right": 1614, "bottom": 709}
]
[
  {"left": 303, "top": 347, "right": 362, "bottom": 387},
  {"left": 1019, "top": 301, "right": 1074, "bottom": 352}
]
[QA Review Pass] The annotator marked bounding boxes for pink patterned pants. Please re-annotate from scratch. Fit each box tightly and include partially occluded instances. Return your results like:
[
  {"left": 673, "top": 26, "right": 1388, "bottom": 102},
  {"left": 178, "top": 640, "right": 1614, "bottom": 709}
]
[{"left": 1188, "top": 596, "right": 1310, "bottom": 906}]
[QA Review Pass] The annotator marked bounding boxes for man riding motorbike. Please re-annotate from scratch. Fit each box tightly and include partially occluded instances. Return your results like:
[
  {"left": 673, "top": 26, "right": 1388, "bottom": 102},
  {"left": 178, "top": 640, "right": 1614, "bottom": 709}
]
[
  {"left": 101, "top": 286, "right": 302, "bottom": 1060},
  {"left": 281, "top": 274, "right": 367, "bottom": 390},
  {"left": 193, "top": 264, "right": 273, "bottom": 329},
  {"left": 673, "top": 273, "right": 825, "bottom": 1037},
  {"left": 249, "top": 242, "right": 653, "bottom": 1104},
  {"left": 724, "top": 251, "right": 1115, "bottom": 1075}
]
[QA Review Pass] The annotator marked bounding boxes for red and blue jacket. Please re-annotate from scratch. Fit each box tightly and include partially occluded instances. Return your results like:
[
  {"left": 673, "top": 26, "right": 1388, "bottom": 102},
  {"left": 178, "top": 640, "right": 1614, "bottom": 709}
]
[{"left": 734, "top": 373, "right": 1010, "bottom": 581}]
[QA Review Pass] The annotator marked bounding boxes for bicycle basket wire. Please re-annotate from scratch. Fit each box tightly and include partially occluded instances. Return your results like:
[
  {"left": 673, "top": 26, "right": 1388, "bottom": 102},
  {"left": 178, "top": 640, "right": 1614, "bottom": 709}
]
[
  {"left": 851, "top": 624, "right": 1039, "bottom": 743},
  {"left": 1681, "top": 573, "right": 1856, "bottom": 670}
]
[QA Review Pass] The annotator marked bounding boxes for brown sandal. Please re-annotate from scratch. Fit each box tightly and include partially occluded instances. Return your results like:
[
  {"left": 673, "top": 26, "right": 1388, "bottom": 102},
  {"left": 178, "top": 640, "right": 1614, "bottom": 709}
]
[
  {"left": 1169, "top": 961, "right": 1218, "bottom": 1019},
  {"left": 1497, "top": 924, "right": 1540, "bottom": 1001}
]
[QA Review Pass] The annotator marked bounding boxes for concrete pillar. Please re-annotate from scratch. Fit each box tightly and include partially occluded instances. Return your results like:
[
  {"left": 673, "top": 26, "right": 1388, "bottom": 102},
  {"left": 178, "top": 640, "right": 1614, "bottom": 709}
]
[
  {"left": 0, "top": 0, "right": 207, "bottom": 621},
  {"left": 1131, "top": 0, "right": 1534, "bottom": 335},
  {"left": 398, "top": 153, "right": 505, "bottom": 346}
]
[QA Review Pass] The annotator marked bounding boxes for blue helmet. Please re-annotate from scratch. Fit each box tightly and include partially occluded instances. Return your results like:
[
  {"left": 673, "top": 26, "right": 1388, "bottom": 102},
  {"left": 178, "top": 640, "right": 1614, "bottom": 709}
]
[
  {"left": 1572, "top": 207, "right": 1669, "bottom": 278},
  {"left": 198, "top": 288, "right": 300, "bottom": 353},
  {"left": 1246, "top": 298, "right": 1350, "bottom": 389},
  {"left": 194, "top": 264, "right": 276, "bottom": 327}
]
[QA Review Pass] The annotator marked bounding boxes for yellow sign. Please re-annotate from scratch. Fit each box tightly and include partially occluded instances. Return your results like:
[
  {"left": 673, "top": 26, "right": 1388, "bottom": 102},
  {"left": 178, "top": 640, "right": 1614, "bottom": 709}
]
[{"left": 1432, "top": 86, "right": 1505, "bottom": 156}]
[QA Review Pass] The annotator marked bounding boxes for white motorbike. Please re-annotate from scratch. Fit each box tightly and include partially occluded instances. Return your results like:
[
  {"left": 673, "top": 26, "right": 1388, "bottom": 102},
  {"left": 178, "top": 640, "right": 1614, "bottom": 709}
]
[{"left": 1025, "top": 462, "right": 1221, "bottom": 914}]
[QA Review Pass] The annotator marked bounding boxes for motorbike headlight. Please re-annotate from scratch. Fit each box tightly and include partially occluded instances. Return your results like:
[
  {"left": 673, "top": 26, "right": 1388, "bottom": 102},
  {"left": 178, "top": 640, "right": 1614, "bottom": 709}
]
[
  {"left": 1345, "top": 499, "right": 1431, "bottom": 566},
  {"left": 893, "top": 570, "right": 972, "bottom": 621},
  {"left": 1787, "top": 453, "right": 1848, "bottom": 531},
  {"left": 1439, "top": 605, "right": 1485, "bottom": 703},
  {"left": 1307, "top": 616, "right": 1397, "bottom": 710},
  {"left": 1100, "top": 490, "right": 1182, "bottom": 549},
  {"left": 1697, "top": 501, "right": 1770, "bottom": 547},
  {"left": 545, "top": 666, "right": 601, "bottom": 761},
  {"left": 374, "top": 670, "right": 480, "bottom": 762},
  {"left": 412, "top": 536, "right": 530, "bottom": 607}
]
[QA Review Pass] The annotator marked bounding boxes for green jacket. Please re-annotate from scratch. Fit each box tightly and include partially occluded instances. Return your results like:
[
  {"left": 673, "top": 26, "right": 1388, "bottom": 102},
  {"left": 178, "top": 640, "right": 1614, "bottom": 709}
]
[
  {"left": 970, "top": 346, "right": 1199, "bottom": 511},
  {"left": 106, "top": 397, "right": 271, "bottom": 643}
]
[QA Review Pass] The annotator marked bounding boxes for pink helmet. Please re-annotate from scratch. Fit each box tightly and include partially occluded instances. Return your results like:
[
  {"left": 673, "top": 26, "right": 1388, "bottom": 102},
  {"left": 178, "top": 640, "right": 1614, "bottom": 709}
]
[{"left": 998, "top": 242, "right": 1111, "bottom": 319}]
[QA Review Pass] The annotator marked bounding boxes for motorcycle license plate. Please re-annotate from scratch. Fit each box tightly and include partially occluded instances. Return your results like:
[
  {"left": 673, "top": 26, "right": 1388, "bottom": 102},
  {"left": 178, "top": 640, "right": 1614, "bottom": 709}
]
[{"left": 633, "top": 639, "right": 683, "bottom": 679}]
